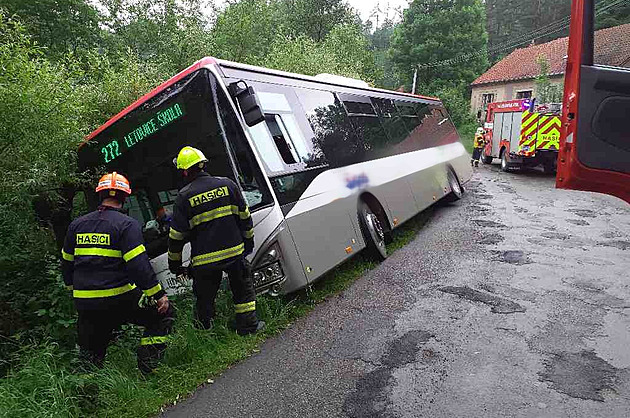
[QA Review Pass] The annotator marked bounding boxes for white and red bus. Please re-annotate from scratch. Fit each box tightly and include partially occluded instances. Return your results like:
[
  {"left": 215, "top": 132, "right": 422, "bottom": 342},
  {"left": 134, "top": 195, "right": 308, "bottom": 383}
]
[{"left": 78, "top": 59, "right": 472, "bottom": 295}]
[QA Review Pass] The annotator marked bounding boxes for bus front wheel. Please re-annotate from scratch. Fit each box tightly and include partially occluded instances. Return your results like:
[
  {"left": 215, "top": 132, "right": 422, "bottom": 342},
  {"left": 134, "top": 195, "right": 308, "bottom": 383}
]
[{"left": 358, "top": 201, "right": 387, "bottom": 261}]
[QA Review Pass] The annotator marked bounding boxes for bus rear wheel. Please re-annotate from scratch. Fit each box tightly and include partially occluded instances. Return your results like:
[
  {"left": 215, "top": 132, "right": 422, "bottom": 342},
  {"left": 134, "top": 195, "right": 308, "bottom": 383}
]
[
  {"left": 358, "top": 201, "right": 387, "bottom": 261},
  {"left": 445, "top": 168, "right": 463, "bottom": 203}
]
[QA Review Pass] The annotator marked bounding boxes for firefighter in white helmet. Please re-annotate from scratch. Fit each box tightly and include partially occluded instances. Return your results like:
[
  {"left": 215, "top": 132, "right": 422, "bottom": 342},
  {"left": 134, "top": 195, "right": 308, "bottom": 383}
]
[{"left": 471, "top": 127, "right": 486, "bottom": 167}]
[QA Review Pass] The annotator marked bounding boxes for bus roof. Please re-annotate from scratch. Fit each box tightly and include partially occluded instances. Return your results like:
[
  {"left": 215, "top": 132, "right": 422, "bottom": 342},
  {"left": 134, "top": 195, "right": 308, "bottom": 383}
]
[
  {"left": 215, "top": 58, "right": 440, "bottom": 102},
  {"left": 84, "top": 56, "right": 440, "bottom": 146}
]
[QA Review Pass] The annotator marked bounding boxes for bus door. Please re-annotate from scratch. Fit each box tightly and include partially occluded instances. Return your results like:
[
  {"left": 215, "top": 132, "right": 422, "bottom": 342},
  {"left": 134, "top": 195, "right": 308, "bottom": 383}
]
[{"left": 557, "top": 0, "right": 630, "bottom": 203}]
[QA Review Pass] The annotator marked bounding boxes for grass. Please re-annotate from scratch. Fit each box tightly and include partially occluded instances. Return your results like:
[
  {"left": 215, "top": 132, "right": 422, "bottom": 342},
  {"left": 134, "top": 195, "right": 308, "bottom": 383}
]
[
  {"left": 0, "top": 206, "right": 437, "bottom": 418},
  {"left": 457, "top": 122, "right": 477, "bottom": 154}
]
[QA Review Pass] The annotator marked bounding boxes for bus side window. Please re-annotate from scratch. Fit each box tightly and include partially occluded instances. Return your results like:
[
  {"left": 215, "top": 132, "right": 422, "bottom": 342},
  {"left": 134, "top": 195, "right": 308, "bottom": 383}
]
[
  {"left": 217, "top": 87, "right": 274, "bottom": 210},
  {"left": 265, "top": 114, "right": 298, "bottom": 164},
  {"left": 372, "top": 97, "right": 411, "bottom": 145},
  {"left": 339, "top": 93, "right": 389, "bottom": 158}
]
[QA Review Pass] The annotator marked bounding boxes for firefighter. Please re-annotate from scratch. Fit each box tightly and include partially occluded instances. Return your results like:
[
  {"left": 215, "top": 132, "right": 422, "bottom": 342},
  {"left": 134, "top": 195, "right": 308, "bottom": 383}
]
[
  {"left": 168, "top": 146, "right": 264, "bottom": 335},
  {"left": 471, "top": 127, "right": 486, "bottom": 167},
  {"left": 61, "top": 173, "right": 173, "bottom": 374}
]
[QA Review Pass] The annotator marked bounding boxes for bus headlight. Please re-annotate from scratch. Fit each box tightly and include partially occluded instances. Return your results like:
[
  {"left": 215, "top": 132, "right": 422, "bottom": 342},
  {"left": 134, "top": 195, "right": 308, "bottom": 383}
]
[{"left": 252, "top": 243, "right": 285, "bottom": 289}]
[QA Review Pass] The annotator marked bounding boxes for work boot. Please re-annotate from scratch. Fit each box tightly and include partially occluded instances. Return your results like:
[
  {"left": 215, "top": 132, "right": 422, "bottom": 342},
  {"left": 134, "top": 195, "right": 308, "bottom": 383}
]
[
  {"left": 237, "top": 320, "right": 266, "bottom": 336},
  {"left": 193, "top": 318, "right": 213, "bottom": 331},
  {"left": 470, "top": 159, "right": 474, "bottom": 166},
  {"left": 475, "top": 161, "right": 479, "bottom": 167}
]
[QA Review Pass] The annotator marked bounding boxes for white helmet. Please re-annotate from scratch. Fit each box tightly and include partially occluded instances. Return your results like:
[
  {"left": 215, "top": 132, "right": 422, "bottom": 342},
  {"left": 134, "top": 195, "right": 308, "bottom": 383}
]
[{"left": 476, "top": 127, "right": 484, "bottom": 134}]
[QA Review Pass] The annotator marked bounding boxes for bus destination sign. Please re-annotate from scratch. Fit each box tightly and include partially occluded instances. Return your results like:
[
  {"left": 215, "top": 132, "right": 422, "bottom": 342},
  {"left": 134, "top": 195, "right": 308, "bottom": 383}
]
[{"left": 101, "top": 102, "right": 185, "bottom": 163}]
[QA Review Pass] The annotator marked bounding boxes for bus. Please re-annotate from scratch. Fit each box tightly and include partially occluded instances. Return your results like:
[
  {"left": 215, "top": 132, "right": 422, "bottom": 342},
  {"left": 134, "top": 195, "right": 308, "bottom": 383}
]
[{"left": 78, "top": 58, "right": 472, "bottom": 295}]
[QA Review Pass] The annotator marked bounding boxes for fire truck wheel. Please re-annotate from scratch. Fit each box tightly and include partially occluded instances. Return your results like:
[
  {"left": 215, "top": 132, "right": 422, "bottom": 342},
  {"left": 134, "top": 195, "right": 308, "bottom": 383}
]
[
  {"left": 500, "top": 150, "right": 511, "bottom": 172},
  {"left": 481, "top": 153, "right": 493, "bottom": 165}
]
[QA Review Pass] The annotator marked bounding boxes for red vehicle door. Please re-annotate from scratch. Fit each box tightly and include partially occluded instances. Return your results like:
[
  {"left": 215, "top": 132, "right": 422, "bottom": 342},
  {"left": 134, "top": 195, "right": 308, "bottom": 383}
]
[{"left": 557, "top": 0, "right": 630, "bottom": 203}]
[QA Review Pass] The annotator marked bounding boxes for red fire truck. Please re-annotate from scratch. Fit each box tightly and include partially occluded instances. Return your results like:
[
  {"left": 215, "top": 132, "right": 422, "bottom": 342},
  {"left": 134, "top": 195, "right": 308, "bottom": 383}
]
[{"left": 481, "top": 99, "right": 561, "bottom": 173}]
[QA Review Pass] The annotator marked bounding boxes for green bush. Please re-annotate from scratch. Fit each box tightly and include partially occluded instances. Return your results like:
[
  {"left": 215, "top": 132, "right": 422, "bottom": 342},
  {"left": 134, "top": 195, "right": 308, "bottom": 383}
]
[{"left": 0, "top": 11, "right": 170, "bottom": 365}]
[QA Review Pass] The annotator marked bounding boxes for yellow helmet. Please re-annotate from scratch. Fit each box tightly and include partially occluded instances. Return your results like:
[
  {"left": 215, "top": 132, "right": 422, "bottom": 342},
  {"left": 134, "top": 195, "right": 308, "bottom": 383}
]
[{"left": 176, "top": 146, "right": 208, "bottom": 170}]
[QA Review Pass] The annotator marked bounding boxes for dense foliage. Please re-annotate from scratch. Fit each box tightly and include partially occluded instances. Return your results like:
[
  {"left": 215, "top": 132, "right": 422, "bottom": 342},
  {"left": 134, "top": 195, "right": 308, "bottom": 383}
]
[
  {"left": 486, "top": 0, "right": 630, "bottom": 61},
  {"left": 389, "top": 0, "right": 488, "bottom": 129}
]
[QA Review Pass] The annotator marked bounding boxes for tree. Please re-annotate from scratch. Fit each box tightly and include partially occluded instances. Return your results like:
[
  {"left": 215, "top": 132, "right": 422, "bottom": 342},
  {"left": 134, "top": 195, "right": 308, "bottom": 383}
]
[
  {"left": 535, "top": 55, "right": 562, "bottom": 103},
  {"left": 485, "top": 0, "right": 571, "bottom": 61},
  {"left": 281, "top": 0, "right": 357, "bottom": 41},
  {"left": 370, "top": 18, "right": 399, "bottom": 89},
  {"left": 389, "top": 0, "right": 489, "bottom": 94},
  {"left": 211, "top": 0, "right": 285, "bottom": 64},
  {"left": 0, "top": 0, "right": 101, "bottom": 56},
  {"left": 596, "top": 1, "right": 630, "bottom": 29},
  {"left": 100, "top": 0, "right": 214, "bottom": 73}
]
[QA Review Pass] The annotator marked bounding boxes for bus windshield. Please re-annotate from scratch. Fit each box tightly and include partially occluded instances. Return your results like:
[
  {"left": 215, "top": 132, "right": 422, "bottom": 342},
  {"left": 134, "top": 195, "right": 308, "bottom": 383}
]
[{"left": 78, "top": 68, "right": 272, "bottom": 258}]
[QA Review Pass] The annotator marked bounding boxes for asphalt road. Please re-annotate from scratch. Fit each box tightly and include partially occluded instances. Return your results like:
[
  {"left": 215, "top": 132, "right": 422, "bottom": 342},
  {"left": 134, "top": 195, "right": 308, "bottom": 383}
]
[{"left": 164, "top": 164, "right": 630, "bottom": 418}]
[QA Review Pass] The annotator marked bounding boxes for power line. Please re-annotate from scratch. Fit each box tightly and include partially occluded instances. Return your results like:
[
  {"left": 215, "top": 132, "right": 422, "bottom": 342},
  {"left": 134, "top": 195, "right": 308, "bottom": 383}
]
[
  {"left": 416, "top": 0, "right": 629, "bottom": 69},
  {"left": 416, "top": 0, "right": 626, "bottom": 69}
]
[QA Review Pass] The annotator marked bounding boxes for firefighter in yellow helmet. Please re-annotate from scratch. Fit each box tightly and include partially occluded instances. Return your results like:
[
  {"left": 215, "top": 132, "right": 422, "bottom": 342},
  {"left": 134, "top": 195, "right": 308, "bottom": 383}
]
[
  {"left": 61, "top": 173, "right": 173, "bottom": 373},
  {"left": 168, "top": 146, "right": 264, "bottom": 334},
  {"left": 471, "top": 127, "right": 486, "bottom": 167}
]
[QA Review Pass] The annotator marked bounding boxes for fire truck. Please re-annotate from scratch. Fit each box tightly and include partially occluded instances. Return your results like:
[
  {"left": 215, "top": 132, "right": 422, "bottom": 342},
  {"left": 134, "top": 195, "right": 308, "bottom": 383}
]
[{"left": 481, "top": 99, "right": 561, "bottom": 173}]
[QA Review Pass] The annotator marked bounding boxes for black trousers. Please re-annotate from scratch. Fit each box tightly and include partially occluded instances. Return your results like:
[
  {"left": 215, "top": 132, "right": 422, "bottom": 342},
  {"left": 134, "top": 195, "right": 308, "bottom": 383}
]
[
  {"left": 192, "top": 257, "right": 257, "bottom": 332},
  {"left": 75, "top": 288, "right": 174, "bottom": 373},
  {"left": 472, "top": 147, "right": 483, "bottom": 161}
]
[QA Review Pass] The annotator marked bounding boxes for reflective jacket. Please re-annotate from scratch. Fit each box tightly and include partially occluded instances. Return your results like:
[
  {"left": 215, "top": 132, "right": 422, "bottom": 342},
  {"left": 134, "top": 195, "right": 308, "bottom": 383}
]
[
  {"left": 61, "top": 206, "right": 165, "bottom": 300},
  {"left": 167, "top": 172, "right": 253, "bottom": 271},
  {"left": 474, "top": 134, "right": 485, "bottom": 149}
]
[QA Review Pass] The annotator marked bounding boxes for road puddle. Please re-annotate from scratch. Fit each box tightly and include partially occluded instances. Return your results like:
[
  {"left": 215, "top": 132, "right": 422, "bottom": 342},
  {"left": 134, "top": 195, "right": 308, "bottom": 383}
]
[
  {"left": 539, "top": 350, "right": 617, "bottom": 402},
  {"left": 473, "top": 219, "right": 506, "bottom": 228},
  {"left": 587, "top": 312, "right": 630, "bottom": 369},
  {"left": 492, "top": 250, "right": 532, "bottom": 265},
  {"left": 567, "top": 219, "right": 590, "bottom": 226},
  {"left": 439, "top": 286, "right": 526, "bottom": 314}
]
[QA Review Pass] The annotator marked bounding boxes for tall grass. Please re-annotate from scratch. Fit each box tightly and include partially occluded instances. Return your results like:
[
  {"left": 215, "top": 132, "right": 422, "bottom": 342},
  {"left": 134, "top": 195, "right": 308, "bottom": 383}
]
[{"left": 0, "top": 206, "right": 436, "bottom": 418}]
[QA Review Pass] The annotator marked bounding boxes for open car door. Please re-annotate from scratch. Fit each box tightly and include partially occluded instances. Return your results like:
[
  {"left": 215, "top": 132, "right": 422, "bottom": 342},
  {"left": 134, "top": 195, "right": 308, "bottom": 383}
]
[{"left": 557, "top": 0, "right": 630, "bottom": 203}]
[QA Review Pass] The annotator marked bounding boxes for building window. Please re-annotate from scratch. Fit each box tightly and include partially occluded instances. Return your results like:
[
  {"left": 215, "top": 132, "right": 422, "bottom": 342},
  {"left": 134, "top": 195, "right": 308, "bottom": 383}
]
[
  {"left": 482, "top": 93, "right": 495, "bottom": 107},
  {"left": 516, "top": 90, "right": 532, "bottom": 99}
]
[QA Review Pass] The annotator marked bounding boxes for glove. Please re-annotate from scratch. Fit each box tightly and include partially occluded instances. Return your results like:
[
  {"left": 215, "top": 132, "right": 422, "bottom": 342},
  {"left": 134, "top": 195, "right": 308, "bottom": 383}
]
[
  {"left": 174, "top": 266, "right": 189, "bottom": 282},
  {"left": 138, "top": 294, "right": 157, "bottom": 309}
]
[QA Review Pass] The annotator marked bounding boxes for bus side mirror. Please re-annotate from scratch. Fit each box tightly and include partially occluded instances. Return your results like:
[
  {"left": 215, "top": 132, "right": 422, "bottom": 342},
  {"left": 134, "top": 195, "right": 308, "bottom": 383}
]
[{"left": 228, "top": 81, "right": 265, "bottom": 127}]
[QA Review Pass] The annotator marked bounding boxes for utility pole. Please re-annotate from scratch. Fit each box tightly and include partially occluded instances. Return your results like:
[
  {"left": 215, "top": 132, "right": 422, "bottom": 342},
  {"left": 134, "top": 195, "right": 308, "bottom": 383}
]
[{"left": 412, "top": 69, "right": 418, "bottom": 94}]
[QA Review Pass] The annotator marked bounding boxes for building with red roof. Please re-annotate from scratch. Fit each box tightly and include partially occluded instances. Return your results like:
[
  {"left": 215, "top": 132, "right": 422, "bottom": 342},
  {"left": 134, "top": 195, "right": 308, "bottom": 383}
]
[{"left": 470, "top": 23, "right": 630, "bottom": 117}]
